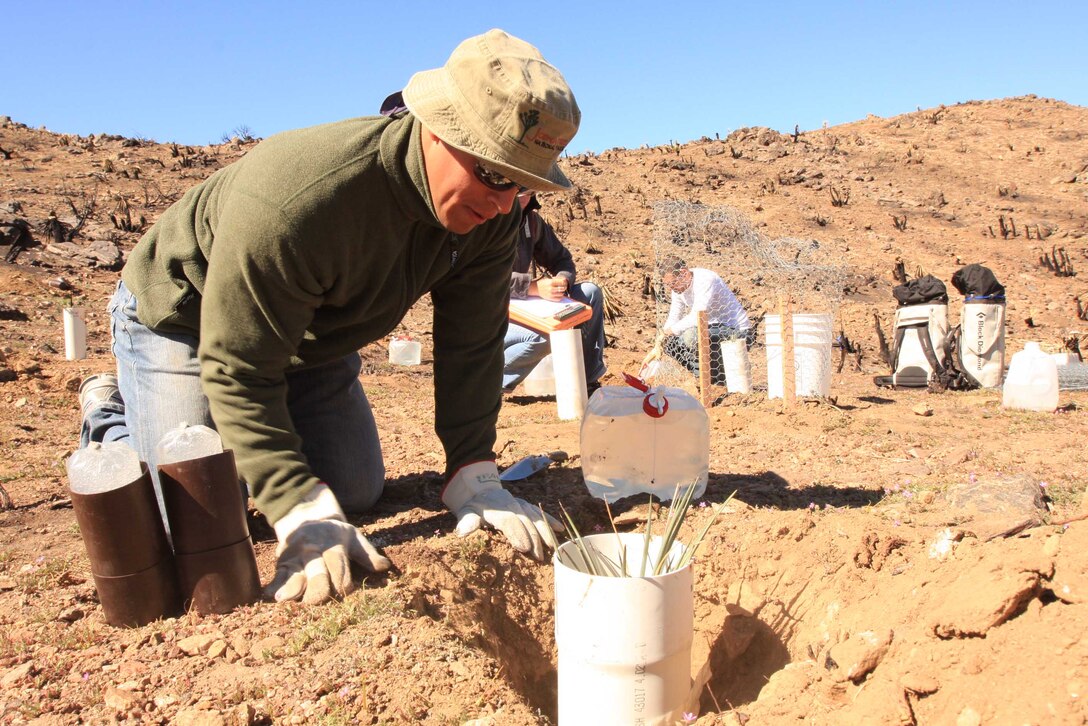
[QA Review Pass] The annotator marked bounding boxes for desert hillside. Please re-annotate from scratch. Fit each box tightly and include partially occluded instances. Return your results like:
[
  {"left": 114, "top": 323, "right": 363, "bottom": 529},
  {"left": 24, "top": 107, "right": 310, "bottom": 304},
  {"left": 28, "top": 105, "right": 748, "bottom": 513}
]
[{"left": 1, "top": 96, "right": 1087, "bottom": 725}]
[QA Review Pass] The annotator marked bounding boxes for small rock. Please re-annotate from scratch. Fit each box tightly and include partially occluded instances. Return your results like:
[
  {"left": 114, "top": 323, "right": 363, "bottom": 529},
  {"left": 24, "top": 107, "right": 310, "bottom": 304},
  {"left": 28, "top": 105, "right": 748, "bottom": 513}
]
[
  {"left": 233, "top": 703, "right": 256, "bottom": 725},
  {"left": 207, "top": 639, "right": 228, "bottom": 660},
  {"left": 912, "top": 403, "right": 933, "bottom": 417},
  {"left": 956, "top": 706, "right": 982, "bottom": 726},
  {"left": 229, "top": 633, "right": 250, "bottom": 657},
  {"left": 1, "top": 661, "right": 35, "bottom": 687},
  {"left": 177, "top": 633, "right": 218, "bottom": 657},
  {"left": 252, "top": 635, "right": 285, "bottom": 659},
  {"left": 153, "top": 692, "right": 180, "bottom": 709},
  {"left": 103, "top": 685, "right": 139, "bottom": 711},
  {"left": 827, "top": 629, "right": 894, "bottom": 683},
  {"left": 57, "top": 607, "right": 85, "bottom": 623},
  {"left": 0, "top": 578, "right": 15, "bottom": 590},
  {"left": 900, "top": 673, "right": 940, "bottom": 695},
  {"left": 176, "top": 708, "right": 227, "bottom": 726}
]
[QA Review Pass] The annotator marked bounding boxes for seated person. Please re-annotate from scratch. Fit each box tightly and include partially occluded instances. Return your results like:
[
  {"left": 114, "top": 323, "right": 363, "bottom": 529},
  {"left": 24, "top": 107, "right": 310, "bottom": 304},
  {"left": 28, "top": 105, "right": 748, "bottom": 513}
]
[
  {"left": 504, "top": 193, "right": 606, "bottom": 394},
  {"left": 642, "top": 254, "right": 750, "bottom": 385}
]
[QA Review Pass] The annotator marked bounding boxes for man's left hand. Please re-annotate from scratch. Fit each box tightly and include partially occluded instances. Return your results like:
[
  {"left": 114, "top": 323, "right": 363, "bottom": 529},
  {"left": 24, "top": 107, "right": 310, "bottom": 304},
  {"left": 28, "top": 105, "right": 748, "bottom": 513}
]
[
  {"left": 537, "top": 276, "right": 568, "bottom": 301},
  {"left": 266, "top": 484, "right": 391, "bottom": 605}
]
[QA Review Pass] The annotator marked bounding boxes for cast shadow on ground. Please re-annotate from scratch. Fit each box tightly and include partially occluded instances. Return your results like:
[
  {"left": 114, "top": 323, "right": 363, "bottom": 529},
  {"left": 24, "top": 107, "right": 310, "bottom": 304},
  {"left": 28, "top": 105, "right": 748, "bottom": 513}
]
[
  {"left": 246, "top": 471, "right": 451, "bottom": 548},
  {"left": 857, "top": 395, "right": 896, "bottom": 405},
  {"left": 706, "top": 471, "right": 883, "bottom": 512},
  {"left": 249, "top": 468, "right": 883, "bottom": 567}
]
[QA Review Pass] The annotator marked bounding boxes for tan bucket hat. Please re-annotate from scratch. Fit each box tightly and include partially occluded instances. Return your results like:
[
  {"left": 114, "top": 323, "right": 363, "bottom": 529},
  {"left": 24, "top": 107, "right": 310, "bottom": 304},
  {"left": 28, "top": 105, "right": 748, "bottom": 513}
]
[{"left": 402, "top": 29, "right": 580, "bottom": 192}]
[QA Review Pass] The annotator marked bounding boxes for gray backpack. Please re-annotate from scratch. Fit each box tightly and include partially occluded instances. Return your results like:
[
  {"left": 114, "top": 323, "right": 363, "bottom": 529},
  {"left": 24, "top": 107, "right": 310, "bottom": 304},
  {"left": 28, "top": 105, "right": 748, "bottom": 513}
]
[{"left": 875, "top": 275, "right": 949, "bottom": 388}]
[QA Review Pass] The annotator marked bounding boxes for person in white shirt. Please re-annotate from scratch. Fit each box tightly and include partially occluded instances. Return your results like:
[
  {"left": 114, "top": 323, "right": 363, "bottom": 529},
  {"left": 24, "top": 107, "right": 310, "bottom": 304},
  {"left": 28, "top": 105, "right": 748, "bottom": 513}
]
[{"left": 642, "top": 254, "right": 750, "bottom": 385}]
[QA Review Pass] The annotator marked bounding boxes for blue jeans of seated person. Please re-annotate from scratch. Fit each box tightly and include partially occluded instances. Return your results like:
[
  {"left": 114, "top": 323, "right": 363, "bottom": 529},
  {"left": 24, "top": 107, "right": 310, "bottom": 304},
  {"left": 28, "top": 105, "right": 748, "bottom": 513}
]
[
  {"left": 80, "top": 281, "right": 386, "bottom": 526},
  {"left": 502, "top": 281, "right": 607, "bottom": 392}
]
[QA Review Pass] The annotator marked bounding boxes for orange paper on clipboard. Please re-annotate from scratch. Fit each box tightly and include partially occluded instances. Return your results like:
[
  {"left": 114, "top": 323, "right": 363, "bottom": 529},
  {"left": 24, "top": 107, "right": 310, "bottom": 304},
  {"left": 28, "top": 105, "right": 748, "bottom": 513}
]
[{"left": 509, "top": 295, "right": 591, "bottom": 333}]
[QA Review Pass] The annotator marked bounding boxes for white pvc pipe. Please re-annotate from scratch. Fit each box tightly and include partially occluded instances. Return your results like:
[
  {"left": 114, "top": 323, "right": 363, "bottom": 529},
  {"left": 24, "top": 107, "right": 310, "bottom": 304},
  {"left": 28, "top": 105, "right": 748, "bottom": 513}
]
[
  {"left": 555, "top": 533, "right": 695, "bottom": 725},
  {"left": 550, "top": 328, "right": 587, "bottom": 420},
  {"left": 765, "top": 313, "right": 833, "bottom": 398},
  {"left": 64, "top": 307, "right": 87, "bottom": 361},
  {"left": 719, "top": 339, "right": 752, "bottom": 394}
]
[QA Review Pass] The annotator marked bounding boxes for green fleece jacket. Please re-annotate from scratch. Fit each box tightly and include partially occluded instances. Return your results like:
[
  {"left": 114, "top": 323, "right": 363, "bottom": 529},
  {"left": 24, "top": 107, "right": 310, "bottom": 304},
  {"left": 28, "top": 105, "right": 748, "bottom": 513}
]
[{"left": 122, "top": 114, "right": 518, "bottom": 523}]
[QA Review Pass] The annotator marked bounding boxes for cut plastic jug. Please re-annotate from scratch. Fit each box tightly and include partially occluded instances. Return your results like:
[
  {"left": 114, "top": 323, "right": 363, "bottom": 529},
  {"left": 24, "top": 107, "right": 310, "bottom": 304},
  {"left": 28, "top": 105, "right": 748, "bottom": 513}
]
[
  {"left": 522, "top": 354, "right": 557, "bottom": 397},
  {"left": 67, "top": 443, "right": 181, "bottom": 627},
  {"left": 1002, "top": 341, "right": 1059, "bottom": 412},
  {"left": 157, "top": 447, "right": 261, "bottom": 614},
  {"left": 555, "top": 533, "right": 694, "bottom": 725},
  {"left": 389, "top": 336, "right": 422, "bottom": 366},
  {"left": 765, "top": 313, "right": 833, "bottom": 398},
  {"left": 67, "top": 441, "right": 143, "bottom": 495},
  {"left": 155, "top": 425, "right": 260, "bottom": 614},
  {"left": 581, "top": 377, "right": 708, "bottom": 503},
  {"left": 155, "top": 423, "right": 223, "bottom": 466},
  {"left": 719, "top": 338, "right": 752, "bottom": 394}
]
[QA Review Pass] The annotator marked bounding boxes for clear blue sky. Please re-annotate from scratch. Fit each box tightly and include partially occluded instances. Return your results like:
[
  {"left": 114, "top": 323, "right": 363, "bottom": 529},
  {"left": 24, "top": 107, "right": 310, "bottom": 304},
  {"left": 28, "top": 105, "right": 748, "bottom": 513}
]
[{"left": 7, "top": 1, "right": 1085, "bottom": 154}]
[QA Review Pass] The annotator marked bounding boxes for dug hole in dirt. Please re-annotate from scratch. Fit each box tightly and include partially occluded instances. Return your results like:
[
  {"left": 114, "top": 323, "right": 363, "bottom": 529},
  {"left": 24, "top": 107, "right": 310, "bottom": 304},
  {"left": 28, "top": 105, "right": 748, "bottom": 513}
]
[{"left": 2, "top": 97, "right": 1088, "bottom": 724}]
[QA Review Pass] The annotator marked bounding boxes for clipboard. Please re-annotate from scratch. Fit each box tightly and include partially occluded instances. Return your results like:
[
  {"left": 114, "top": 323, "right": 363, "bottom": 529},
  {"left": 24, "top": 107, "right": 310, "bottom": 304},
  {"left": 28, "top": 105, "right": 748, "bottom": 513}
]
[{"left": 509, "top": 295, "right": 592, "bottom": 333}]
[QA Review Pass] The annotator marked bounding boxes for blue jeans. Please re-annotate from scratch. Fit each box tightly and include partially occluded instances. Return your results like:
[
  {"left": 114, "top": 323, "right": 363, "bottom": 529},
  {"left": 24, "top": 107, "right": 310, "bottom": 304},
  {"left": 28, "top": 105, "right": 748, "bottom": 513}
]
[
  {"left": 81, "top": 281, "right": 385, "bottom": 523},
  {"left": 502, "top": 282, "right": 607, "bottom": 391}
]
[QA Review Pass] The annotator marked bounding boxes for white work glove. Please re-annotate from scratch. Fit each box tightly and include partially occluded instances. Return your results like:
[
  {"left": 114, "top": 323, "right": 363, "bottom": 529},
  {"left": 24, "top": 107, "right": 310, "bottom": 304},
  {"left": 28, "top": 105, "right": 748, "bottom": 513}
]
[
  {"left": 443, "top": 461, "right": 562, "bottom": 561},
  {"left": 266, "top": 483, "right": 391, "bottom": 605}
]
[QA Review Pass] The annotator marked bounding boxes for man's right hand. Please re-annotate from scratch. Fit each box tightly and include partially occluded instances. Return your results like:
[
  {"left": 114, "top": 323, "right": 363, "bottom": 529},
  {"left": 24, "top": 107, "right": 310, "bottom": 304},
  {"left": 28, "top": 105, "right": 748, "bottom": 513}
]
[{"left": 265, "top": 484, "right": 391, "bottom": 605}]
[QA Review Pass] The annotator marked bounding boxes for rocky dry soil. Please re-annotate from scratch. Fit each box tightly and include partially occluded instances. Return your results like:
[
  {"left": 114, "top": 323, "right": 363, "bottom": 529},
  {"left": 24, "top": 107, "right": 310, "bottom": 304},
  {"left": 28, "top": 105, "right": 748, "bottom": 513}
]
[{"left": 1, "top": 96, "right": 1087, "bottom": 724}]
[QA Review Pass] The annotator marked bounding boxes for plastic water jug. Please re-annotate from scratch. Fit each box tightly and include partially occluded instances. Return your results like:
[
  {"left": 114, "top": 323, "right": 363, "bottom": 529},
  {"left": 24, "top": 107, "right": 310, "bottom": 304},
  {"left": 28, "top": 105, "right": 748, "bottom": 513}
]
[
  {"left": 1002, "top": 342, "right": 1059, "bottom": 412},
  {"left": 389, "top": 336, "right": 422, "bottom": 366},
  {"left": 66, "top": 441, "right": 143, "bottom": 495},
  {"left": 155, "top": 423, "right": 224, "bottom": 465},
  {"left": 522, "top": 354, "right": 557, "bottom": 396},
  {"left": 581, "top": 376, "right": 708, "bottom": 503}
]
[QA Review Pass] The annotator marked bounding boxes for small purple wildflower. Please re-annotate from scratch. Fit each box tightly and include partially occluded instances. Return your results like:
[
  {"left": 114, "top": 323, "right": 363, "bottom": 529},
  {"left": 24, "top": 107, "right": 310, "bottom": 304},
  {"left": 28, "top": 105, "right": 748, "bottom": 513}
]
[
  {"left": 1039, "top": 481, "right": 1049, "bottom": 489},
  {"left": 903, "top": 491, "right": 913, "bottom": 499},
  {"left": 968, "top": 472, "right": 977, "bottom": 483},
  {"left": 682, "top": 712, "right": 697, "bottom": 723},
  {"left": 807, "top": 502, "right": 817, "bottom": 511},
  {"left": 593, "top": 524, "right": 604, "bottom": 533}
]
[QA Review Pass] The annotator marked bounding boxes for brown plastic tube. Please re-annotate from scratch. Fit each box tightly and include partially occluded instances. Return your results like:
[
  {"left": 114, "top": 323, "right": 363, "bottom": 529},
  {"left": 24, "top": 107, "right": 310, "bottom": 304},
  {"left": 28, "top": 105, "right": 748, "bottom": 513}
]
[
  {"left": 158, "top": 450, "right": 261, "bottom": 613},
  {"left": 69, "top": 466, "right": 182, "bottom": 626},
  {"left": 91, "top": 560, "right": 182, "bottom": 628},
  {"left": 175, "top": 538, "right": 262, "bottom": 614},
  {"left": 158, "top": 450, "right": 251, "bottom": 554}
]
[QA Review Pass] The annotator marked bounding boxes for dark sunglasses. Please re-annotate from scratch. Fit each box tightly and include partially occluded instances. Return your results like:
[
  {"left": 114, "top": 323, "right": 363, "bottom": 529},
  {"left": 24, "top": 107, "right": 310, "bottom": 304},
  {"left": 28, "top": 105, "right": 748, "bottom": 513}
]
[{"left": 473, "top": 160, "right": 528, "bottom": 194}]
